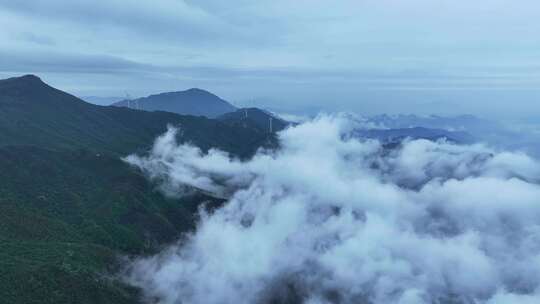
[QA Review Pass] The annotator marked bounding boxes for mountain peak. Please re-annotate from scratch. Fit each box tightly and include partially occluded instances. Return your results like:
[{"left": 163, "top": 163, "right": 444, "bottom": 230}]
[
  {"left": 0, "top": 74, "right": 90, "bottom": 108},
  {"left": 112, "top": 87, "right": 236, "bottom": 118},
  {"left": 185, "top": 88, "right": 208, "bottom": 93},
  {"left": 20, "top": 74, "right": 42, "bottom": 81},
  {"left": 0, "top": 74, "right": 48, "bottom": 93},
  {"left": 176, "top": 88, "right": 221, "bottom": 98},
  {"left": 11, "top": 74, "right": 44, "bottom": 85}
]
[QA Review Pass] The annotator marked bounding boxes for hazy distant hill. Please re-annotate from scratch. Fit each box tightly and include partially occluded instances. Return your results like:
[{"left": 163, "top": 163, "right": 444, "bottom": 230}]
[
  {"left": 112, "top": 88, "right": 236, "bottom": 118},
  {"left": 355, "top": 126, "right": 476, "bottom": 144},
  {"left": 368, "top": 114, "right": 500, "bottom": 134},
  {"left": 365, "top": 113, "right": 540, "bottom": 155},
  {"left": 0, "top": 75, "right": 274, "bottom": 304}
]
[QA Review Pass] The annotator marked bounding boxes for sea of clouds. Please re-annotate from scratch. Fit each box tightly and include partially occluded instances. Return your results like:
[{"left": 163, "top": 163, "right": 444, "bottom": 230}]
[{"left": 122, "top": 115, "right": 540, "bottom": 304}]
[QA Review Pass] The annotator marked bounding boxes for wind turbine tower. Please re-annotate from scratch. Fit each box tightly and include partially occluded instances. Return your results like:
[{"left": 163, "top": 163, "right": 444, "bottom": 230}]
[{"left": 125, "top": 92, "right": 132, "bottom": 109}]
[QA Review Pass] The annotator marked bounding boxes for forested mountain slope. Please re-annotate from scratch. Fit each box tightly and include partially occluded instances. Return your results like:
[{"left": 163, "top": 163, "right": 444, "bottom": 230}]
[{"left": 0, "top": 75, "right": 272, "bottom": 304}]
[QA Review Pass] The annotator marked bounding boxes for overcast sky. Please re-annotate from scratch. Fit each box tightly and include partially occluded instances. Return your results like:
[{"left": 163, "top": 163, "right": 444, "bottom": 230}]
[{"left": 1, "top": 0, "right": 539, "bottom": 118}]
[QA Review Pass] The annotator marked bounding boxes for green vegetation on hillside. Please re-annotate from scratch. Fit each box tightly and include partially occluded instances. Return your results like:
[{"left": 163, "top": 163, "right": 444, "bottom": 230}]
[
  {"left": 0, "top": 75, "right": 273, "bottom": 303},
  {"left": 0, "top": 145, "right": 226, "bottom": 304}
]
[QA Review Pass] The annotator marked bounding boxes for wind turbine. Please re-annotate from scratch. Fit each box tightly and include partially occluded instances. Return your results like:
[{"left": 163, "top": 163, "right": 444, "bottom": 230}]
[{"left": 125, "top": 92, "right": 132, "bottom": 109}]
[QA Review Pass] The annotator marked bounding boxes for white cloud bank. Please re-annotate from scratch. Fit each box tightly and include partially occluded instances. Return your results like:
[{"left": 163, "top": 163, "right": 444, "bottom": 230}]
[{"left": 123, "top": 115, "right": 540, "bottom": 304}]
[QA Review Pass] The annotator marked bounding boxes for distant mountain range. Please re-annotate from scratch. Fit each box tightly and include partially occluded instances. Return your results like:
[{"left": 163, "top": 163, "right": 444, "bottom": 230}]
[
  {"left": 365, "top": 113, "right": 540, "bottom": 156},
  {"left": 112, "top": 88, "right": 236, "bottom": 118},
  {"left": 355, "top": 127, "right": 476, "bottom": 144},
  {"left": 368, "top": 113, "right": 500, "bottom": 134}
]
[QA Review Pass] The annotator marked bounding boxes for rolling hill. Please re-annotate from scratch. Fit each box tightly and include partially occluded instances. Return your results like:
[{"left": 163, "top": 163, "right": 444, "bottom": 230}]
[{"left": 112, "top": 88, "right": 236, "bottom": 118}]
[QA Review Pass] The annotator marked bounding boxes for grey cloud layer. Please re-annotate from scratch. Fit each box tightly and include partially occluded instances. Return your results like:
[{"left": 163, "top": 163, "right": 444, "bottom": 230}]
[
  {"left": 0, "top": 50, "right": 152, "bottom": 74},
  {"left": 0, "top": 0, "right": 233, "bottom": 44},
  {"left": 1, "top": 0, "right": 540, "bottom": 116},
  {"left": 123, "top": 115, "right": 540, "bottom": 304}
]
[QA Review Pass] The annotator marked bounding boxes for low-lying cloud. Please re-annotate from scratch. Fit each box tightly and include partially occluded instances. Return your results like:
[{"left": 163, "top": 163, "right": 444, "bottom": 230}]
[{"left": 123, "top": 115, "right": 540, "bottom": 304}]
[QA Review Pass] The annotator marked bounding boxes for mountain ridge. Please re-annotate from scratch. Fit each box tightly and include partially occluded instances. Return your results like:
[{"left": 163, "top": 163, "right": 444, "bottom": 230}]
[
  {"left": 112, "top": 87, "right": 236, "bottom": 118},
  {"left": 0, "top": 75, "right": 270, "bottom": 157},
  {"left": 217, "top": 107, "right": 290, "bottom": 133},
  {"left": 0, "top": 75, "right": 274, "bottom": 304}
]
